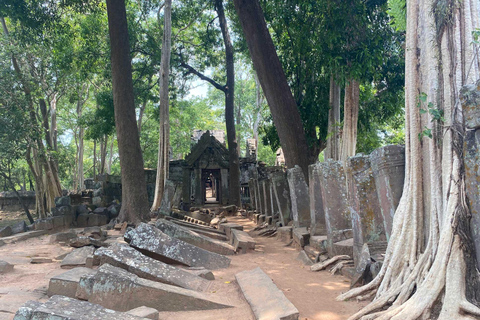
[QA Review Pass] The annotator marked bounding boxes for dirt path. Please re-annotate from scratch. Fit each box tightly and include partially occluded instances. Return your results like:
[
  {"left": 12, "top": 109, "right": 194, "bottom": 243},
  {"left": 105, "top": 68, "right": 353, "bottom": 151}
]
[{"left": 0, "top": 217, "right": 366, "bottom": 320}]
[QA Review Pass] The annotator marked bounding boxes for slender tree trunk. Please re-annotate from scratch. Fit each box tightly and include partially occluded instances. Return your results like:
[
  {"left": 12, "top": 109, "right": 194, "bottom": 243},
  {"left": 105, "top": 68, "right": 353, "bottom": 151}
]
[
  {"left": 253, "top": 73, "right": 263, "bottom": 153},
  {"left": 50, "top": 93, "right": 58, "bottom": 152},
  {"left": 76, "top": 85, "right": 87, "bottom": 189},
  {"left": 107, "top": 137, "right": 114, "bottom": 174},
  {"left": 100, "top": 135, "right": 108, "bottom": 175},
  {"left": 339, "top": 79, "right": 359, "bottom": 161},
  {"left": 151, "top": 0, "right": 172, "bottom": 211},
  {"left": 325, "top": 75, "right": 341, "bottom": 161},
  {"left": 337, "top": 1, "right": 480, "bottom": 319},
  {"left": 216, "top": 0, "right": 241, "bottom": 206},
  {"left": 232, "top": 0, "right": 311, "bottom": 179},
  {"left": 1, "top": 172, "right": 34, "bottom": 224},
  {"left": 93, "top": 139, "right": 97, "bottom": 180},
  {"left": 106, "top": 0, "right": 150, "bottom": 222},
  {"left": 137, "top": 98, "right": 147, "bottom": 136}
]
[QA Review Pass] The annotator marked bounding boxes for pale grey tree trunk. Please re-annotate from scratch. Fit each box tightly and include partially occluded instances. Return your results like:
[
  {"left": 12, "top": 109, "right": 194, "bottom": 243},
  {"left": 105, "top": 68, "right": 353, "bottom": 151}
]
[{"left": 325, "top": 75, "right": 341, "bottom": 161}]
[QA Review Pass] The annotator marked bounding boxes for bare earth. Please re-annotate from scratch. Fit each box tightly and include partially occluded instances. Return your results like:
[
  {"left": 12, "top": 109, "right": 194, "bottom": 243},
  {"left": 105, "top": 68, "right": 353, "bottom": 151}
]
[{"left": 0, "top": 215, "right": 367, "bottom": 320}]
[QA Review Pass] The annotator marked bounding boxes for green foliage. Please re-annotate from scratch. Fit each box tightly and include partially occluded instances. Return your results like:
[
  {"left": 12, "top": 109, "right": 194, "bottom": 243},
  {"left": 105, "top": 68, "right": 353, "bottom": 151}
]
[
  {"left": 82, "top": 89, "right": 116, "bottom": 140},
  {"left": 416, "top": 92, "right": 444, "bottom": 141},
  {"left": 387, "top": 0, "right": 406, "bottom": 31}
]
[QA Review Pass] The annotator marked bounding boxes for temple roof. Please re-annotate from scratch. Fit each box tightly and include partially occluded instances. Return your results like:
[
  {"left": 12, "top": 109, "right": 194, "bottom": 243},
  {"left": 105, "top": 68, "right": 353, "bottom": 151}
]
[{"left": 185, "top": 131, "right": 229, "bottom": 169}]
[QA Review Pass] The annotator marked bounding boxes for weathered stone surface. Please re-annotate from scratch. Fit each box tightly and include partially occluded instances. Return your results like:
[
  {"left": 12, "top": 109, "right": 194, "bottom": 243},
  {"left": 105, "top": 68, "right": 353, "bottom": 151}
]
[
  {"left": 69, "top": 236, "right": 108, "bottom": 248},
  {"left": 346, "top": 155, "right": 385, "bottom": 265},
  {"left": 31, "top": 258, "right": 53, "bottom": 264},
  {"left": 13, "top": 300, "right": 42, "bottom": 320},
  {"left": 248, "top": 179, "right": 257, "bottom": 212},
  {"left": 261, "top": 179, "right": 272, "bottom": 216},
  {"left": 76, "top": 204, "right": 90, "bottom": 215},
  {"left": 333, "top": 238, "right": 354, "bottom": 257},
  {"left": 155, "top": 219, "right": 234, "bottom": 255},
  {"left": 271, "top": 171, "right": 292, "bottom": 226},
  {"left": 127, "top": 306, "right": 159, "bottom": 320},
  {"left": 292, "top": 227, "right": 310, "bottom": 249},
  {"left": 49, "top": 231, "right": 77, "bottom": 244},
  {"left": 52, "top": 206, "right": 73, "bottom": 217},
  {"left": 81, "top": 264, "right": 231, "bottom": 312},
  {"left": 185, "top": 267, "right": 215, "bottom": 281},
  {"left": 82, "top": 226, "right": 106, "bottom": 239},
  {"left": 76, "top": 214, "right": 89, "bottom": 228},
  {"left": 277, "top": 226, "right": 293, "bottom": 242},
  {"left": 47, "top": 267, "right": 96, "bottom": 298},
  {"left": 0, "top": 260, "right": 14, "bottom": 273},
  {"left": 230, "top": 229, "right": 255, "bottom": 253},
  {"left": 55, "top": 196, "right": 71, "bottom": 207},
  {"left": 287, "top": 166, "right": 310, "bottom": 228},
  {"left": 1, "top": 230, "right": 47, "bottom": 244},
  {"left": 61, "top": 246, "right": 96, "bottom": 269},
  {"left": 317, "top": 160, "right": 351, "bottom": 255},
  {"left": 11, "top": 221, "right": 27, "bottom": 234},
  {"left": 168, "top": 219, "right": 228, "bottom": 241},
  {"left": 370, "top": 145, "right": 405, "bottom": 240},
  {"left": 218, "top": 223, "right": 243, "bottom": 240},
  {"left": 0, "top": 225, "right": 13, "bottom": 237},
  {"left": 16, "top": 295, "right": 146, "bottom": 320},
  {"left": 159, "top": 180, "right": 176, "bottom": 216},
  {"left": 236, "top": 267, "right": 299, "bottom": 320},
  {"left": 87, "top": 213, "right": 108, "bottom": 227},
  {"left": 462, "top": 82, "right": 480, "bottom": 269},
  {"left": 296, "top": 250, "right": 313, "bottom": 266},
  {"left": 310, "top": 235, "right": 327, "bottom": 252},
  {"left": 94, "top": 243, "right": 209, "bottom": 291},
  {"left": 125, "top": 223, "right": 231, "bottom": 269},
  {"left": 308, "top": 163, "right": 326, "bottom": 236}
]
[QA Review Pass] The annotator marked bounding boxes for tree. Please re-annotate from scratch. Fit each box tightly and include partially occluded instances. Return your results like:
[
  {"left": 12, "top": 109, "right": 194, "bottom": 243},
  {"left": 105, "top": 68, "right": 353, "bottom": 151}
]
[
  {"left": 232, "top": 0, "right": 311, "bottom": 178},
  {"left": 151, "top": 0, "right": 172, "bottom": 211},
  {"left": 105, "top": 0, "right": 149, "bottom": 223},
  {"left": 337, "top": 1, "right": 480, "bottom": 319}
]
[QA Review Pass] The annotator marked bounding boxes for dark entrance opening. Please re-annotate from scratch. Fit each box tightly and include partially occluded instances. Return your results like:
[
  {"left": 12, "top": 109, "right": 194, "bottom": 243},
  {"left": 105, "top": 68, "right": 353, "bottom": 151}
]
[{"left": 202, "top": 169, "right": 221, "bottom": 204}]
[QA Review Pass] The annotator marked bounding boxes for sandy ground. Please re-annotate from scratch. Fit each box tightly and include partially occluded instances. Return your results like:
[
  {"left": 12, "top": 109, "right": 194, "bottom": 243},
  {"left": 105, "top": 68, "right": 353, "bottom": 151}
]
[{"left": 0, "top": 215, "right": 367, "bottom": 320}]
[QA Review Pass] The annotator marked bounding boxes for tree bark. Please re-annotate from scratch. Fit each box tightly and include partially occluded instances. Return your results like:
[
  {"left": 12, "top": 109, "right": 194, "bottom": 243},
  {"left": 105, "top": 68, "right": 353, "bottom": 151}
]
[
  {"left": 340, "top": 79, "right": 359, "bottom": 161},
  {"left": 77, "top": 84, "right": 88, "bottom": 190},
  {"left": 325, "top": 75, "right": 341, "bottom": 161},
  {"left": 151, "top": 0, "right": 172, "bottom": 211},
  {"left": 215, "top": 0, "right": 241, "bottom": 206},
  {"left": 106, "top": 0, "right": 150, "bottom": 223},
  {"left": 232, "top": 0, "right": 311, "bottom": 179},
  {"left": 337, "top": 1, "right": 480, "bottom": 319}
]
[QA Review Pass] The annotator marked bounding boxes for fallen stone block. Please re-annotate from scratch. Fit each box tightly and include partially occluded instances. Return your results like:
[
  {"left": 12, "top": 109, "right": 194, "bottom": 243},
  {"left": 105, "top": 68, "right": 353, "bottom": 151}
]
[
  {"left": 88, "top": 213, "right": 108, "bottom": 227},
  {"left": 69, "top": 236, "right": 108, "bottom": 248},
  {"left": 1, "top": 230, "right": 48, "bottom": 244},
  {"left": 94, "top": 243, "right": 210, "bottom": 291},
  {"left": 125, "top": 223, "right": 231, "bottom": 270},
  {"left": 0, "top": 225, "right": 13, "bottom": 238},
  {"left": 230, "top": 229, "right": 255, "bottom": 253},
  {"left": 15, "top": 295, "right": 146, "bottom": 319},
  {"left": 236, "top": 267, "right": 299, "bottom": 320},
  {"left": 169, "top": 219, "right": 228, "bottom": 241},
  {"left": 310, "top": 235, "right": 327, "bottom": 252},
  {"left": 55, "top": 196, "right": 71, "bottom": 207},
  {"left": 11, "top": 221, "right": 27, "bottom": 234},
  {"left": 155, "top": 219, "right": 235, "bottom": 255},
  {"left": 127, "top": 306, "right": 159, "bottom": 320},
  {"left": 296, "top": 250, "right": 313, "bottom": 266},
  {"left": 0, "top": 260, "right": 14, "bottom": 274},
  {"left": 258, "top": 215, "right": 266, "bottom": 224},
  {"left": 49, "top": 231, "right": 77, "bottom": 244},
  {"left": 80, "top": 264, "right": 231, "bottom": 312},
  {"left": 292, "top": 227, "right": 310, "bottom": 249},
  {"left": 276, "top": 226, "right": 293, "bottom": 242},
  {"left": 218, "top": 223, "right": 243, "bottom": 240},
  {"left": 333, "top": 238, "right": 354, "bottom": 257},
  {"left": 13, "top": 300, "right": 42, "bottom": 320},
  {"left": 47, "top": 267, "right": 96, "bottom": 298},
  {"left": 61, "top": 246, "right": 96, "bottom": 269}
]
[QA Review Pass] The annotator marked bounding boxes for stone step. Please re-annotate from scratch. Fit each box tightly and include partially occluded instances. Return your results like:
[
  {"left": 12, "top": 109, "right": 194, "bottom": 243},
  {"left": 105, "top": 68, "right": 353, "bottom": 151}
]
[
  {"left": 333, "top": 238, "right": 354, "bottom": 257},
  {"left": 47, "top": 267, "right": 96, "bottom": 298},
  {"left": 79, "top": 264, "right": 232, "bottom": 312},
  {"left": 15, "top": 295, "right": 147, "bottom": 320},
  {"left": 125, "top": 223, "right": 231, "bottom": 270},
  {"left": 166, "top": 217, "right": 227, "bottom": 239},
  {"left": 94, "top": 243, "right": 210, "bottom": 291},
  {"left": 155, "top": 219, "right": 235, "bottom": 255},
  {"left": 60, "top": 246, "right": 96, "bottom": 269},
  {"left": 1, "top": 230, "right": 47, "bottom": 244},
  {"left": 230, "top": 229, "right": 255, "bottom": 253},
  {"left": 235, "top": 267, "right": 299, "bottom": 320},
  {"left": 218, "top": 223, "right": 243, "bottom": 240}
]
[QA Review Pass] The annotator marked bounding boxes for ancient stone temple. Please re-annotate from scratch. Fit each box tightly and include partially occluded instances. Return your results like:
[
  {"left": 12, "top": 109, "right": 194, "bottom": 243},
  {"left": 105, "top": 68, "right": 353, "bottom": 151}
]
[{"left": 182, "top": 131, "right": 231, "bottom": 206}]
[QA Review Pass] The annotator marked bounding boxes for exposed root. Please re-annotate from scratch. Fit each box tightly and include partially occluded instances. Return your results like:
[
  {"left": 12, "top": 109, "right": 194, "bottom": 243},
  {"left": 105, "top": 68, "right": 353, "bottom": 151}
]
[
  {"left": 330, "top": 260, "right": 352, "bottom": 275},
  {"left": 356, "top": 289, "right": 376, "bottom": 302},
  {"left": 311, "top": 255, "right": 351, "bottom": 272}
]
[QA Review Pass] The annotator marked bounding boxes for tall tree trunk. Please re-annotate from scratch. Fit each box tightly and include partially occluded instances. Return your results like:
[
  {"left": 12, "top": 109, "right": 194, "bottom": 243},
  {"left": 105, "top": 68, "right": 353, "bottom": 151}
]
[
  {"left": 77, "top": 107, "right": 85, "bottom": 189},
  {"left": 151, "top": 0, "right": 172, "bottom": 211},
  {"left": 232, "top": 0, "right": 311, "bottom": 179},
  {"left": 216, "top": 0, "right": 241, "bottom": 207},
  {"left": 50, "top": 93, "right": 58, "bottom": 152},
  {"left": 337, "top": 1, "right": 480, "bottom": 319},
  {"left": 106, "top": 0, "right": 149, "bottom": 223},
  {"left": 340, "top": 79, "right": 359, "bottom": 161},
  {"left": 93, "top": 139, "right": 97, "bottom": 180},
  {"left": 325, "top": 75, "right": 341, "bottom": 161},
  {"left": 107, "top": 137, "right": 114, "bottom": 174},
  {"left": 137, "top": 98, "right": 147, "bottom": 136},
  {"left": 100, "top": 135, "right": 108, "bottom": 175}
]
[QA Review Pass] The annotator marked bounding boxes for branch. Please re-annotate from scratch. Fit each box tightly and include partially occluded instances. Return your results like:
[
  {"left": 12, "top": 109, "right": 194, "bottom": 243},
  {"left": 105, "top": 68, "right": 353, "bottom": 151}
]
[{"left": 179, "top": 59, "right": 226, "bottom": 92}]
